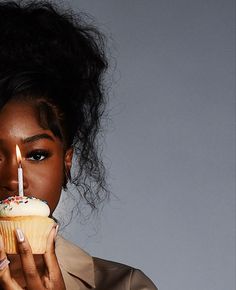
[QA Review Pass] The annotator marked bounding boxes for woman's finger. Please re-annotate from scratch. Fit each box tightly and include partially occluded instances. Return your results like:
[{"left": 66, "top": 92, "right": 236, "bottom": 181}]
[
  {"left": 0, "top": 235, "right": 20, "bottom": 290},
  {"left": 15, "top": 229, "right": 43, "bottom": 290},
  {"left": 44, "top": 225, "right": 61, "bottom": 274},
  {"left": 43, "top": 225, "right": 65, "bottom": 288}
]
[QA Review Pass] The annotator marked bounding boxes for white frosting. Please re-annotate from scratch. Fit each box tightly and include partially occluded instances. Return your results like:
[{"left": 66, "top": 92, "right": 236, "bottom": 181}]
[{"left": 0, "top": 196, "right": 50, "bottom": 217}]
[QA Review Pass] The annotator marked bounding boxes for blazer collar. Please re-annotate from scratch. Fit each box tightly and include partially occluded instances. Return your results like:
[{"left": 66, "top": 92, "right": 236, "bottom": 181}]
[{"left": 55, "top": 235, "right": 96, "bottom": 288}]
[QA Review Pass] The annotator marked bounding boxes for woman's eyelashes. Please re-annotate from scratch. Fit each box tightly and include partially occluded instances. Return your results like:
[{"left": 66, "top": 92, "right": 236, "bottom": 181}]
[{"left": 25, "top": 149, "right": 51, "bottom": 162}]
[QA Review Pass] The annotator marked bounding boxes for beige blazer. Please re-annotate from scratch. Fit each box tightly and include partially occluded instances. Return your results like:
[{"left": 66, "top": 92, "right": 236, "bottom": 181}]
[{"left": 55, "top": 236, "right": 157, "bottom": 290}]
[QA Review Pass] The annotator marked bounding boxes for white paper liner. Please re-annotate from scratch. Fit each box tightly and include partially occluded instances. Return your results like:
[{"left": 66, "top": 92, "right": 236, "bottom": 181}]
[{"left": 0, "top": 216, "right": 55, "bottom": 254}]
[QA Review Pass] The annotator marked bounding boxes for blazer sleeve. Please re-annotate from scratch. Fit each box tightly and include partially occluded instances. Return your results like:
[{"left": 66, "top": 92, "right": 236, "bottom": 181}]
[{"left": 130, "top": 269, "right": 158, "bottom": 290}]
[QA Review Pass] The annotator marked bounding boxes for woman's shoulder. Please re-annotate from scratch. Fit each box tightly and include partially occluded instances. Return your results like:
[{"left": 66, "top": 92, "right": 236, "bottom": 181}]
[
  {"left": 56, "top": 235, "right": 157, "bottom": 290},
  {"left": 93, "top": 256, "right": 158, "bottom": 290}
]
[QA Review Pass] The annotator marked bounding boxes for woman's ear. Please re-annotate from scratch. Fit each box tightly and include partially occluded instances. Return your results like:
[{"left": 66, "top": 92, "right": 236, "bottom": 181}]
[
  {"left": 63, "top": 148, "right": 73, "bottom": 188},
  {"left": 64, "top": 147, "right": 73, "bottom": 172}
]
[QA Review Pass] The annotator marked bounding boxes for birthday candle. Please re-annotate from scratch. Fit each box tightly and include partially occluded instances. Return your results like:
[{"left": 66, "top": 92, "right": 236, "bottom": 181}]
[{"left": 16, "top": 145, "right": 24, "bottom": 197}]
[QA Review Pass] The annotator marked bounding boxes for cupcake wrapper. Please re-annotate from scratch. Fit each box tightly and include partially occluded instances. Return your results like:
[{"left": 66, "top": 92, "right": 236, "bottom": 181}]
[{"left": 0, "top": 216, "right": 55, "bottom": 254}]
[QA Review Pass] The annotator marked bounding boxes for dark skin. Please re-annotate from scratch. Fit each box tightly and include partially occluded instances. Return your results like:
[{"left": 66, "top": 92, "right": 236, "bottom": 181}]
[{"left": 0, "top": 100, "right": 73, "bottom": 289}]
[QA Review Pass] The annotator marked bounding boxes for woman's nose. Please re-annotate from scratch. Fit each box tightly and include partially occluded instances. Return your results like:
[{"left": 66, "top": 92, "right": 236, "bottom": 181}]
[{"left": 0, "top": 158, "right": 28, "bottom": 196}]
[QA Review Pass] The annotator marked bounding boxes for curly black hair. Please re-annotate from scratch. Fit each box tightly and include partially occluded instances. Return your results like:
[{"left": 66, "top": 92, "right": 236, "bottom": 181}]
[{"left": 0, "top": 0, "right": 109, "bottom": 212}]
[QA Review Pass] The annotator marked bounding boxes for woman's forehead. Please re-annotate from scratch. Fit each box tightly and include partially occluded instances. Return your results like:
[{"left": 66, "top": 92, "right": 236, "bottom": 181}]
[
  {"left": 0, "top": 100, "right": 38, "bottom": 125},
  {"left": 0, "top": 100, "right": 52, "bottom": 141}
]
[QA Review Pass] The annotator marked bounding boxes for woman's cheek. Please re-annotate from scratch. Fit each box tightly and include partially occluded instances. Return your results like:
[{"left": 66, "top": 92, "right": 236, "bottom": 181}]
[
  {"left": 44, "top": 173, "right": 63, "bottom": 212},
  {"left": 24, "top": 160, "right": 64, "bottom": 209}
]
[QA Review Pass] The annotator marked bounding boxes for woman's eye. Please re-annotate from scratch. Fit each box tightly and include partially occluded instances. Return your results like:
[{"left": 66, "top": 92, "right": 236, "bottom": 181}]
[{"left": 26, "top": 150, "right": 50, "bottom": 161}]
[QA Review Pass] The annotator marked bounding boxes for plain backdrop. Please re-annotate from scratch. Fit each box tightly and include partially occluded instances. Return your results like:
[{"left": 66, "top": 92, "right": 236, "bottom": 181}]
[{"left": 54, "top": 1, "right": 235, "bottom": 289}]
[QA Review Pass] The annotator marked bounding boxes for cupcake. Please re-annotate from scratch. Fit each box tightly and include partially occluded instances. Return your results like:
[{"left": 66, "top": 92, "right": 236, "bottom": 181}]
[{"left": 0, "top": 196, "right": 55, "bottom": 254}]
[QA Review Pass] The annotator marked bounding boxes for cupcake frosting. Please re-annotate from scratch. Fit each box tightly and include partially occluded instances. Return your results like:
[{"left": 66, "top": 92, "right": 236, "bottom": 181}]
[{"left": 0, "top": 196, "right": 50, "bottom": 217}]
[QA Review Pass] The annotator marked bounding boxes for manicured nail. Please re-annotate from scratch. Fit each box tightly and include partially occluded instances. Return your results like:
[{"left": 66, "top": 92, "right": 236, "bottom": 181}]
[
  {"left": 54, "top": 224, "right": 59, "bottom": 239},
  {"left": 16, "top": 229, "right": 24, "bottom": 242}
]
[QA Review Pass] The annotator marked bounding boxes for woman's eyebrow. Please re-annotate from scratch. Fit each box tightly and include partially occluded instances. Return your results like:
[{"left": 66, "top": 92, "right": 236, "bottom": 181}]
[{"left": 22, "top": 133, "right": 55, "bottom": 144}]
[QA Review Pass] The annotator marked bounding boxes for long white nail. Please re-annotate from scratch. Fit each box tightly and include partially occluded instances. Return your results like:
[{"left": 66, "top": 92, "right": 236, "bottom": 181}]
[{"left": 16, "top": 229, "right": 24, "bottom": 242}]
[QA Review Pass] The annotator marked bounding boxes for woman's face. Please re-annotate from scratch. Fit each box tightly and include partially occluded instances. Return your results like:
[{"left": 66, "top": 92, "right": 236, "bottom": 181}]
[{"left": 0, "top": 100, "right": 72, "bottom": 215}]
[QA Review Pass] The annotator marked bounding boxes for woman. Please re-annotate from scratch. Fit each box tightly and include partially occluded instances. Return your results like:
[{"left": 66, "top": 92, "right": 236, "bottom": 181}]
[{"left": 0, "top": 1, "right": 157, "bottom": 289}]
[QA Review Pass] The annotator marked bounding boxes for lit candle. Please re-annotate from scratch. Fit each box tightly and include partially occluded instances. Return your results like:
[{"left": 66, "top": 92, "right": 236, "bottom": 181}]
[{"left": 16, "top": 145, "right": 24, "bottom": 197}]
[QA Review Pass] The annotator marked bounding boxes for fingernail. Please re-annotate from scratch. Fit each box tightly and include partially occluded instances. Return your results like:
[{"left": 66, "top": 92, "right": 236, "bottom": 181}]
[
  {"left": 16, "top": 229, "right": 24, "bottom": 242},
  {"left": 54, "top": 224, "right": 59, "bottom": 239}
]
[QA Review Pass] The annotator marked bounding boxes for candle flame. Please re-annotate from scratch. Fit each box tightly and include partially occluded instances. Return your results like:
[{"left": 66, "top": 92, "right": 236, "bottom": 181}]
[{"left": 16, "top": 145, "right": 22, "bottom": 165}]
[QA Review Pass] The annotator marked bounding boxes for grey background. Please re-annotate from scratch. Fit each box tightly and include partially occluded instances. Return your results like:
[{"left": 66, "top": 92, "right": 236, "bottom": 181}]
[{"left": 54, "top": 0, "right": 235, "bottom": 289}]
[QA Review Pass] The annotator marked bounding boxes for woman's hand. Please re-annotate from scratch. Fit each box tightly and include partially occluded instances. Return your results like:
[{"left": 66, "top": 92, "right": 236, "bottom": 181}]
[{"left": 0, "top": 226, "right": 66, "bottom": 290}]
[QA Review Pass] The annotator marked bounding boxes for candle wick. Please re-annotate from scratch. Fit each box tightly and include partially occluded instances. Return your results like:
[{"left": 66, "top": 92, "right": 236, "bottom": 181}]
[{"left": 19, "top": 160, "right": 22, "bottom": 168}]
